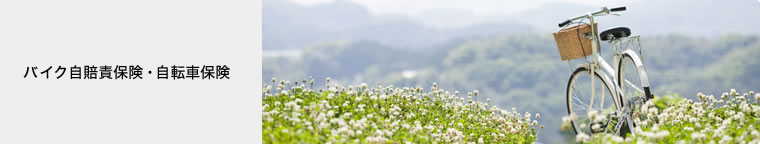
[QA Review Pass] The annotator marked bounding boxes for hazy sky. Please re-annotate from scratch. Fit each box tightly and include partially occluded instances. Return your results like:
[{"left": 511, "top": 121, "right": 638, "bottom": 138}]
[
  {"left": 280, "top": 0, "right": 760, "bottom": 36},
  {"left": 289, "top": 0, "right": 637, "bottom": 16}
]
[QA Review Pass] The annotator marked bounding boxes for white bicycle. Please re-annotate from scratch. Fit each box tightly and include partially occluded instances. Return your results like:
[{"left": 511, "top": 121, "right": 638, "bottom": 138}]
[{"left": 555, "top": 6, "right": 653, "bottom": 137}]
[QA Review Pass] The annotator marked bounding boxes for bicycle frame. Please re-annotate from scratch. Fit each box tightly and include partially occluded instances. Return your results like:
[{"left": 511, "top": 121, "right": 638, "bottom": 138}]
[
  {"left": 559, "top": 6, "right": 647, "bottom": 109},
  {"left": 570, "top": 25, "right": 640, "bottom": 137},
  {"left": 561, "top": 6, "right": 651, "bottom": 136}
]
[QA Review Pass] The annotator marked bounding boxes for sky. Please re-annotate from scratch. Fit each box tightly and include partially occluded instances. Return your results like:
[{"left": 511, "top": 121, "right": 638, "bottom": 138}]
[
  {"left": 282, "top": 0, "right": 760, "bottom": 35},
  {"left": 289, "top": 0, "right": 637, "bottom": 16}
]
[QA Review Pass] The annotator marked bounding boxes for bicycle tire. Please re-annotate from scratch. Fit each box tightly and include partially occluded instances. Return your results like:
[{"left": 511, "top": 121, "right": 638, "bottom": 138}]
[
  {"left": 618, "top": 52, "right": 652, "bottom": 102},
  {"left": 616, "top": 52, "right": 652, "bottom": 136},
  {"left": 566, "top": 66, "right": 618, "bottom": 136}
]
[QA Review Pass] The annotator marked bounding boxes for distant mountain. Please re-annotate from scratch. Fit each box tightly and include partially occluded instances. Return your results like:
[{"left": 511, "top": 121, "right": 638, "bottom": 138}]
[
  {"left": 265, "top": 0, "right": 760, "bottom": 51},
  {"left": 263, "top": 0, "right": 535, "bottom": 50},
  {"left": 623, "top": 0, "right": 760, "bottom": 36},
  {"left": 506, "top": 0, "right": 760, "bottom": 36},
  {"left": 408, "top": 0, "right": 760, "bottom": 36}
]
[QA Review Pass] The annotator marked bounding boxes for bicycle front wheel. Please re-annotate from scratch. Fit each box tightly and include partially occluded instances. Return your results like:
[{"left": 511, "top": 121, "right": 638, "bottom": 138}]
[{"left": 566, "top": 67, "right": 618, "bottom": 136}]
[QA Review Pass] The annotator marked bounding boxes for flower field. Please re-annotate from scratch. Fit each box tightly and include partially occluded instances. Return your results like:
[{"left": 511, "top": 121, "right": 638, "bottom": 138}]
[
  {"left": 262, "top": 77, "right": 760, "bottom": 143},
  {"left": 262, "top": 78, "right": 540, "bottom": 143},
  {"left": 572, "top": 89, "right": 760, "bottom": 143}
]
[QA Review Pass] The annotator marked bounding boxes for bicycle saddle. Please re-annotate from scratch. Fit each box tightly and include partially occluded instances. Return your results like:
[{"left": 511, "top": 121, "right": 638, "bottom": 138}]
[{"left": 600, "top": 27, "right": 631, "bottom": 41}]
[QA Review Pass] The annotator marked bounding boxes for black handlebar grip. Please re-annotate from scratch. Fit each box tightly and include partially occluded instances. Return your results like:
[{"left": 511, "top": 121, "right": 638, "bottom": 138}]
[
  {"left": 558, "top": 20, "right": 571, "bottom": 28},
  {"left": 610, "top": 6, "right": 626, "bottom": 12}
]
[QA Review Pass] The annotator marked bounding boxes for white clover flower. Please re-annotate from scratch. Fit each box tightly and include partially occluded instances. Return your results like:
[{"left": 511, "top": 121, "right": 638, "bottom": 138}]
[
  {"left": 367, "top": 135, "right": 388, "bottom": 143},
  {"left": 560, "top": 115, "right": 573, "bottom": 131},
  {"left": 280, "top": 90, "right": 290, "bottom": 96},
  {"left": 734, "top": 112, "right": 745, "bottom": 122},
  {"left": 720, "top": 135, "right": 733, "bottom": 144},
  {"left": 698, "top": 92, "right": 705, "bottom": 101},
  {"left": 722, "top": 93, "right": 728, "bottom": 100},
  {"left": 360, "top": 83, "right": 368, "bottom": 90},
  {"left": 579, "top": 124, "right": 587, "bottom": 130},
  {"left": 655, "top": 130, "right": 670, "bottom": 139},
  {"left": 594, "top": 113, "right": 607, "bottom": 123},
  {"left": 446, "top": 128, "right": 464, "bottom": 142},
  {"left": 591, "top": 124, "right": 601, "bottom": 131},
  {"left": 722, "top": 119, "right": 732, "bottom": 127},
  {"left": 684, "top": 127, "right": 694, "bottom": 131},
  {"left": 588, "top": 110, "right": 598, "bottom": 121},
  {"left": 692, "top": 132, "right": 706, "bottom": 141},
  {"left": 612, "top": 135, "right": 624, "bottom": 143},
  {"left": 575, "top": 132, "right": 590, "bottom": 143},
  {"left": 651, "top": 124, "right": 659, "bottom": 131}
]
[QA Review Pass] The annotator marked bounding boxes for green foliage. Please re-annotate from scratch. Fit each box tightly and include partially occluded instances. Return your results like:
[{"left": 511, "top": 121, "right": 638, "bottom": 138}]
[{"left": 654, "top": 94, "right": 683, "bottom": 111}]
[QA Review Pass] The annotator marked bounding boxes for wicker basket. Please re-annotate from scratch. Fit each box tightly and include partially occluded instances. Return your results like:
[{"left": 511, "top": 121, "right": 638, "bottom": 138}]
[{"left": 553, "top": 23, "right": 599, "bottom": 61}]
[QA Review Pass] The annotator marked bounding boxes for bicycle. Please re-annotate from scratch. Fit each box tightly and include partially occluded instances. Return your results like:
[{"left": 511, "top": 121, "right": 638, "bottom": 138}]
[{"left": 554, "top": 6, "right": 653, "bottom": 137}]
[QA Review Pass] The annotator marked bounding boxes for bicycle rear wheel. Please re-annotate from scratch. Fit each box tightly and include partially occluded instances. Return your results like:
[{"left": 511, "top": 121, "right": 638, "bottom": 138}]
[
  {"left": 566, "top": 67, "right": 618, "bottom": 136},
  {"left": 618, "top": 52, "right": 652, "bottom": 103},
  {"left": 617, "top": 52, "right": 652, "bottom": 134}
]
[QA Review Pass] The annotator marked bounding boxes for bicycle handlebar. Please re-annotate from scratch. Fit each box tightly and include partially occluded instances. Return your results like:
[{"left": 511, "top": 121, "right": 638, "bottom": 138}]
[
  {"left": 557, "top": 6, "right": 626, "bottom": 28},
  {"left": 610, "top": 6, "right": 626, "bottom": 12},
  {"left": 558, "top": 20, "right": 572, "bottom": 28}
]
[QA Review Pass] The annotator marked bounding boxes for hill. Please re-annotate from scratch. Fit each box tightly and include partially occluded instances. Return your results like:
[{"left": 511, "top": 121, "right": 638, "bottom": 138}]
[{"left": 263, "top": 0, "right": 534, "bottom": 50}]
